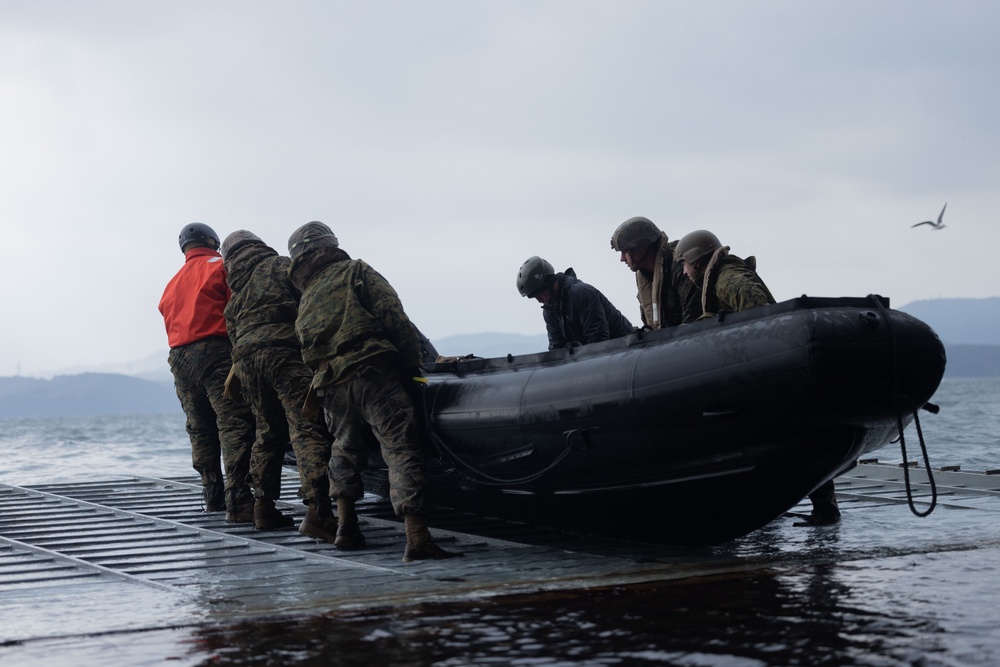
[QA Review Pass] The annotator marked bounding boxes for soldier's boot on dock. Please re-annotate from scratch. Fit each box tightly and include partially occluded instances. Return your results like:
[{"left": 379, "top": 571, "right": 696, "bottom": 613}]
[
  {"left": 299, "top": 495, "right": 339, "bottom": 543},
  {"left": 252, "top": 497, "right": 295, "bottom": 530},
  {"left": 334, "top": 497, "right": 365, "bottom": 550},
  {"left": 796, "top": 480, "right": 842, "bottom": 526},
  {"left": 402, "top": 514, "right": 463, "bottom": 563},
  {"left": 225, "top": 488, "right": 255, "bottom": 524},
  {"left": 203, "top": 482, "right": 225, "bottom": 513}
]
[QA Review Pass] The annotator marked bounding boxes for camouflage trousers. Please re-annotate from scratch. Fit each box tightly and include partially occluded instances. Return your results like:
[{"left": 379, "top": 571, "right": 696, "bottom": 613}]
[
  {"left": 168, "top": 337, "right": 255, "bottom": 511},
  {"left": 317, "top": 357, "right": 428, "bottom": 517},
  {"left": 234, "top": 347, "right": 332, "bottom": 503}
]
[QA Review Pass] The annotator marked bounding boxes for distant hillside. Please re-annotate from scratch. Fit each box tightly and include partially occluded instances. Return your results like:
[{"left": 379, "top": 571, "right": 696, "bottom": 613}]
[
  {"left": 899, "top": 297, "right": 1000, "bottom": 346},
  {"left": 0, "top": 373, "right": 180, "bottom": 419},
  {"left": 432, "top": 332, "right": 549, "bottom": 359},
  {"left": 941, "top": 345, "right": 1000, "bottom": 378},
  {"left": 5, "top": 298, "right": 995, "bottom": 420},
  {"left": 895, "top": 298, "right": 1000, "bottom": 376},
  {"left": 47, "top": 350, "right": 173, "bottom": 384}
]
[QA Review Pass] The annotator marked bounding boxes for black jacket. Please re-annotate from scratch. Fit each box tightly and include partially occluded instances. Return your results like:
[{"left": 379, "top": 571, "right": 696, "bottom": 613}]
[{"left": 542, "top": 269, "right": 634, "bottom": 350}]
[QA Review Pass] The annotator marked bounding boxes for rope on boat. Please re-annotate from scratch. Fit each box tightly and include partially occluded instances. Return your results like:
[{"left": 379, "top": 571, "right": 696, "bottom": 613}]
[
  {"left": 428, "top": 429, "right": 578, "bottom": 486},
  {"left": 868, "top": 294, "right": 938, "bottom": 517},
  {"left": 411, "top": 380, "right": 579, "bottom": 487}
]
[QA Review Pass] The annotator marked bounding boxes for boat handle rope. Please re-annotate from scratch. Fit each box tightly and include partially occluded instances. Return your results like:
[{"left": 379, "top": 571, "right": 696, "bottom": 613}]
[
  {"left": 412, "top": 376, "right": 582, "bottom": 486},
  {"left": 868, "top": 294, "right": 938, "bottom": 517},
  {"left": 426, "top": 429, "right": 578, "bottom": 486}
]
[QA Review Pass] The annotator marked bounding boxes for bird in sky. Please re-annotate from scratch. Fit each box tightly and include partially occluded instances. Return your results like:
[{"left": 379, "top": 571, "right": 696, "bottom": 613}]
[{"left": 912, "top": 202, "right": 948, "bottom": 230}]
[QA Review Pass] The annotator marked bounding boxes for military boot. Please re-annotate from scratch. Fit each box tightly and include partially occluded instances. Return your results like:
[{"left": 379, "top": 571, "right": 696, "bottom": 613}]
[
  {"left": 299, "top": 495, "right": 338, "bottom": 544},
  {"left": 334, "top": 497, "right": 366, "bottom": 550},
  {"left": 402, "top": 514, "right": 463, "bottom": 563},
  {"left": 802, "top": 480, "right": 841, "bottom": 526},
  {"left": 225, "top": 487, "right": 254, "bottom": 524},
  {"left": 253, "top": 497, "right": 295, "bottom": 530},
  {"left": 202, "top": 481, "right": 225, "bottom": 513}
]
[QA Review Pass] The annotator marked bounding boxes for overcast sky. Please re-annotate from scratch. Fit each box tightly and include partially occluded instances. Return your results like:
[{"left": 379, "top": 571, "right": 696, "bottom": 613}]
[{"left": 2, "top": 1, "right": 998, "bottom": 377}]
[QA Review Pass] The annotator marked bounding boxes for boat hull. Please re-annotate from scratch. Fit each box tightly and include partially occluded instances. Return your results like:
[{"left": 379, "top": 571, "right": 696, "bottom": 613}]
[{"left": 364, "top": 296, "right": 946, "bottom": 545}]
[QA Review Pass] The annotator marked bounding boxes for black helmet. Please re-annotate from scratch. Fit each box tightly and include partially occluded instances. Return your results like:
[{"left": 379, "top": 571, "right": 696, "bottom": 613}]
[
  {"left": 221, "top": 230, "right": 264, "bottom": 260},
  {"left": 179, "top": 222, "right": 220, "bottom": 252},
  {"left": 610, "top": 216, "right": 661, "bottom": 253},
  {"left": 288, "top": 221, "right": 339, "bottom": 262},
  {"left": 674, "top": 230, "right": 722, "bottom": 264},
  {"left": 516, "top": 256, "right": 555, "bottom": 298}
]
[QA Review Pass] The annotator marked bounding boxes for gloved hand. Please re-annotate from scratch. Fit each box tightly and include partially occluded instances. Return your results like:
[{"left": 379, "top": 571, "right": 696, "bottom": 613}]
[{"left": 403, "top": 367, "right": 426, "bottom": 384}]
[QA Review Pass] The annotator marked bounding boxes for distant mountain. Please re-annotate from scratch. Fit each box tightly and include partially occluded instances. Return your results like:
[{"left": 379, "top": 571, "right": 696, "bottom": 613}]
[
  {"left": 0, "top": 373, "right": 180, "bottom": 419},
  {"left": 4, "top": 298, "right": 996, "bottom": 420},
  {"left": 431, "top": 332, "right": 549, "bottom": 359},
  {"left": 50, "top": 350, "right": 173, "bottom": 384},
  {"left": 899, "top": 297, "right": 1000, "bottom": 346},
  {"left": 896, "top": 298, "right": 1000, "bottom": 377},
  {"left": 938, "top": 345, "right": 1000, "bottom": 378}
]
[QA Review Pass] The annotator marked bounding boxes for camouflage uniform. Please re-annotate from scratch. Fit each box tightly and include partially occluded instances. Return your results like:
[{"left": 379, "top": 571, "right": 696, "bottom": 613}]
[
  {"left": 317, "top": 358, "right": 427, "bottom": 514},
  {"left": 699, "top": 254, "right": 776, "bottom": 315},
  {"left": 634, "top": 234, "right": 702, "bottom": 327},
  {"left": 167, "top": 336, "right": 255, "bottom": 512},
  {"left": 224, "top": 242, "right": 332, "bottom": 505},
  {"left": 292, "top": 244, "right": 429, "bottom": 517}
]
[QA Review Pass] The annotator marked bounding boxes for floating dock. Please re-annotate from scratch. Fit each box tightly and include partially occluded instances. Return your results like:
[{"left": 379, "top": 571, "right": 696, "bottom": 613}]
[{"left": 2, "top": 462, "right": 999, "bottom": 644}]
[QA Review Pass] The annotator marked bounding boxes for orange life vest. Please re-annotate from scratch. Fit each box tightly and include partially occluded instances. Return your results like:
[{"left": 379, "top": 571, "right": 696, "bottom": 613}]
[{"left": 158, "top": 247, "right": 230, "bottom": 348}]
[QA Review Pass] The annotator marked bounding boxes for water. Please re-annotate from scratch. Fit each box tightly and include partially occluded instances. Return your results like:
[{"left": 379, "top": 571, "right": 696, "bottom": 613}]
[
  {"left": 2, "top": 378, "right": 1000, "bottom": 666},
  {"left": 0, "top": 413, "right": 193, "bottom": 485}
]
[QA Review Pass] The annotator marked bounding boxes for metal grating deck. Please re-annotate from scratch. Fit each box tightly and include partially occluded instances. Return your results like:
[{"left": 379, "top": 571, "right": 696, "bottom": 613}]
[{"left": 2, "top": 462, "right": 1000, "bottom": 645}]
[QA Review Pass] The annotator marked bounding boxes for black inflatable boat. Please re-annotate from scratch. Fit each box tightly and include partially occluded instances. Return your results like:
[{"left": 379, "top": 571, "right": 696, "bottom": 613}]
[{"left": 368, "top": 295, "right": 946, "bottom": 546}]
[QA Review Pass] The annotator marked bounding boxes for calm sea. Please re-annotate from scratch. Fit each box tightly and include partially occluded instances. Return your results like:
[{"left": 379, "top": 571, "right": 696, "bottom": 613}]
[{"left": 2, "top": 377, "right": 1000, "bottom": 666}]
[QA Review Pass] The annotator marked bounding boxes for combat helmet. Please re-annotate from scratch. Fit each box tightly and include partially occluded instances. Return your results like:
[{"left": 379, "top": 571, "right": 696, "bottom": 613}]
[
  {"left": 287, "top": 221, "right": 339, "bottom": 263},
  {"left": 178, "top": 222, "right": 220, "bottom": 253},
  {"left": 674, "top": 230, "right": 722, "bottom": 264},
  {"left": 610, "top": 216, "right": 662, "bottom": 253},
  {"left": 221, "top": 230, "right": 264, "bottom": 260},
  {"left": 516, "top": 256, "right": 555, "bottom": 298}
]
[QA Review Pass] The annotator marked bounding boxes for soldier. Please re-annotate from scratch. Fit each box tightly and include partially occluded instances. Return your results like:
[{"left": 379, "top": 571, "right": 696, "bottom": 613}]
[
  {"left": 516, "top": 256, "right": 634, "bottom": 350},
  {"left": 158, "top": 223, "right": 255, "bottom": 523},
  {"left": 673, "top": 229, "right": 840, "bottom": 525},
  {"left": 286, "top": 221, "right": 461, "bottom": 562},
  {"left": 610, "top": 216, "right": 701, "bottom": 327},
  {"left": 221, "top": 230, "right": 337, "bottom": 538},
  {"left": 672, "top": 229, "right": 776, "bottom": 316}
]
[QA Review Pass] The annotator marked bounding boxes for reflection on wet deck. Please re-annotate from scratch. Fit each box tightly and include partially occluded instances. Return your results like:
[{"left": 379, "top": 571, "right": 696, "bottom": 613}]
[{"left": 2, "top": 462, "right": 1000, "bottom": 646}]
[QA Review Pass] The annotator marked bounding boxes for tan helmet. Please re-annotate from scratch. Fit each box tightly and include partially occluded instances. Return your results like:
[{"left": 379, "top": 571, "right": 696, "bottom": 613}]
[
  {"left": 674, "top": 230, "right": 722, "bottom": 264},
  {"left": 516, "top": 256, "right": 555, "bottom": 298},
  {"left": 610, "top": 216, "right": 661, "bottom": 253}
]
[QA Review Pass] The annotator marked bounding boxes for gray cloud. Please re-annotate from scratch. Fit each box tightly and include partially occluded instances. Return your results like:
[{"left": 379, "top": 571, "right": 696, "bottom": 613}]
[{"left": 1, "top": 1, "right": 998, "bottom": 376}]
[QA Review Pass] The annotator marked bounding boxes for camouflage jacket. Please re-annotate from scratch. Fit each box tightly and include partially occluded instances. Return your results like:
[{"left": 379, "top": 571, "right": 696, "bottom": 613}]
[
  {"left": 292, "top": 247, "right": 422, "bottom": 389},
  {"left": 634, "top": 233, "right": 702, "bottom": 328},
  {"left": 223, "top": 244, "right": 301, "bottom": 362},
  {"left": 701, "top": 254, "right": 776, "bottom": 315}
]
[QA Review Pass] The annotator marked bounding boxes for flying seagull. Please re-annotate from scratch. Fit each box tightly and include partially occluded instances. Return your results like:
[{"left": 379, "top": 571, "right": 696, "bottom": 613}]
[{"left": 912, "top": 202, "right": 947, "bottom": 230}]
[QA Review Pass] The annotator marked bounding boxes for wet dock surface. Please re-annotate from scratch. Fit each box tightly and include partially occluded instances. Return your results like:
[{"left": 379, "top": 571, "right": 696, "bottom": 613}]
[{"left": 3, "top": 462, "right": 1000, "bottom": 647}]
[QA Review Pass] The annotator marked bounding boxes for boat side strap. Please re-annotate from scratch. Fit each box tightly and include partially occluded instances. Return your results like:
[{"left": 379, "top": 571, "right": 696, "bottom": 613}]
[
  {"left": 427, "top": 429, "right": 578, "bottom": 487},
  {"left": 416, "top": 374, "right": 581, "bottom": 487},
  {"left": 869, "top": 294, "right": 938, "bottom": 517}
]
